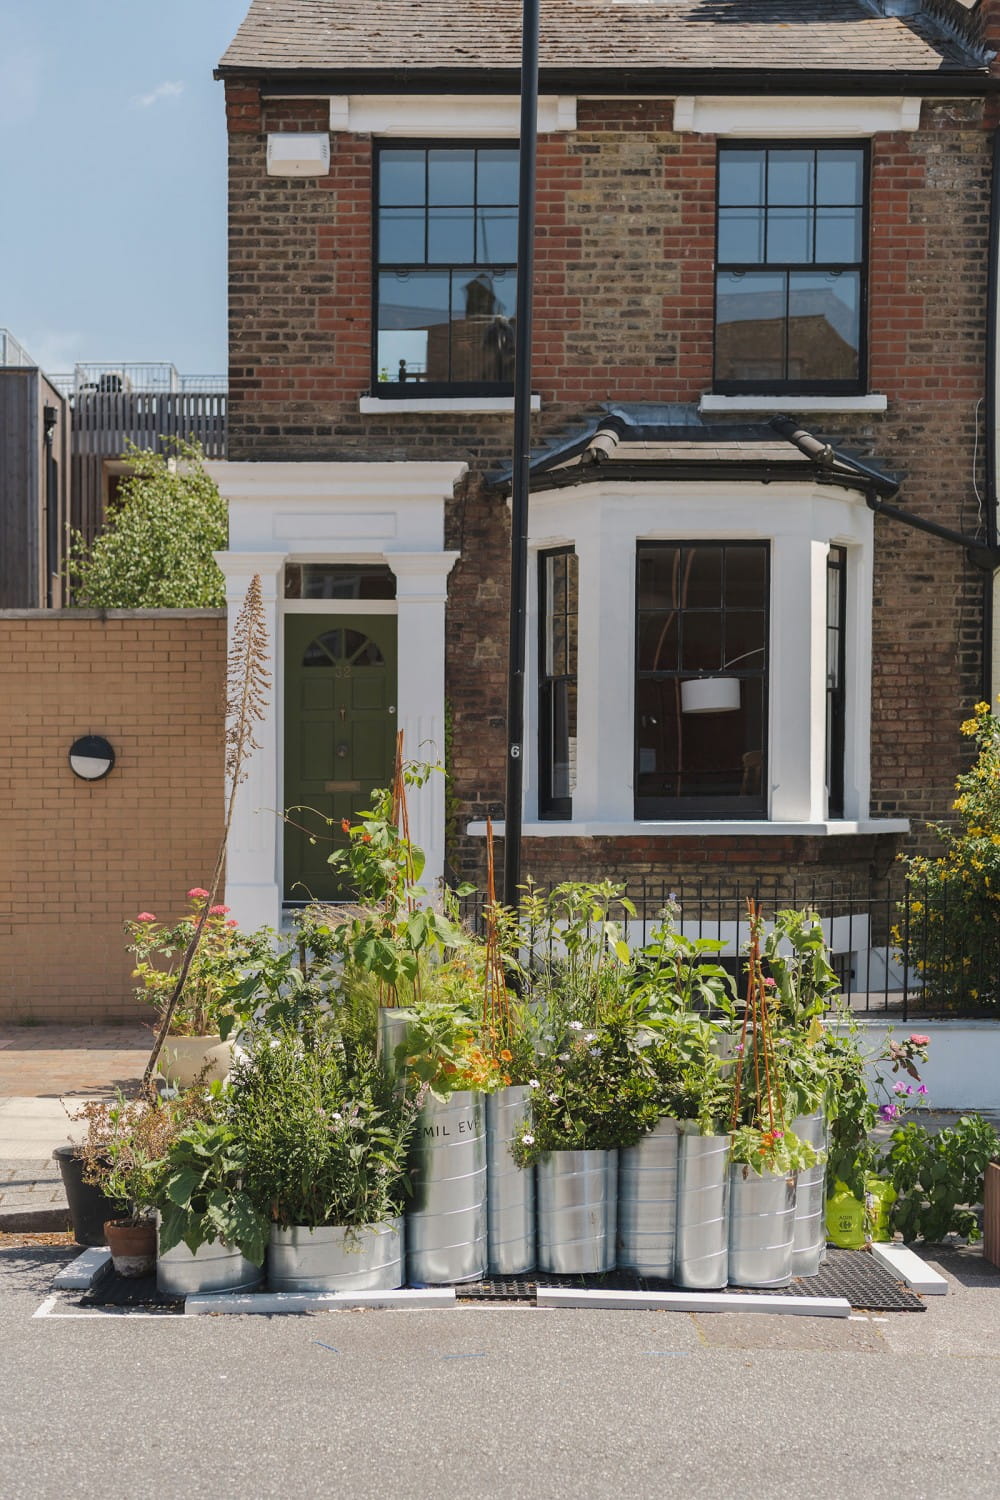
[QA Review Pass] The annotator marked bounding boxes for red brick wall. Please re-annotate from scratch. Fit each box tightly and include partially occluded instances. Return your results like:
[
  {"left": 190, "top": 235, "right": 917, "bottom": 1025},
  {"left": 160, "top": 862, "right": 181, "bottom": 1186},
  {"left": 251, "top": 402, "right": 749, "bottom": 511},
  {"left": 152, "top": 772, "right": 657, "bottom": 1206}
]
[
  {"left": 0, "top": 612, "right": 226, "bottom": 1022},
  {"left": 226, "top": 85, "right": 992, "bottom": 888}
]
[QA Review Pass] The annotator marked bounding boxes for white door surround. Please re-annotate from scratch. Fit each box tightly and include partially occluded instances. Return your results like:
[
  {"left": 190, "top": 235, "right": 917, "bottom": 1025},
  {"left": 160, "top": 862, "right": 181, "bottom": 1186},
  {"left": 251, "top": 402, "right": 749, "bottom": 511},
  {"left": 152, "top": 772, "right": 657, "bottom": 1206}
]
[{"left": 209, "top": 460, "right": 466, "bottom": 931}]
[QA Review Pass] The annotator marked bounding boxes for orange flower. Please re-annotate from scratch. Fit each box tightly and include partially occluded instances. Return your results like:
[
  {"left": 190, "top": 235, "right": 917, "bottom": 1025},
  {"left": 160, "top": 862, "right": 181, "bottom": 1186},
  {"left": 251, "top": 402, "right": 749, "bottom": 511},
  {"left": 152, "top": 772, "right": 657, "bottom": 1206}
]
[
  {"left": 499, "top": 1049, "right": 512, "bottom": 1062},
  {"left": 341, "top": 818, "right": 351, "bottom": 833}
]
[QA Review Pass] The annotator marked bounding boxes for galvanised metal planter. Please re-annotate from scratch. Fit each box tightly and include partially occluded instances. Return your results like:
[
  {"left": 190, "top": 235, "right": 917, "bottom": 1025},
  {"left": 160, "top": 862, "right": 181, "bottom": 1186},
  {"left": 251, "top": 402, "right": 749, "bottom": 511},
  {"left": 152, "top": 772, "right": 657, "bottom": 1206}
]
[
  {"left": 537, "top": 1149, "right": 618, "bottom": 1275},
  {"left": 728, "top": 1164, "right": 797, "bottom": 1288},
  {"left": 674, "top": 1129, "right": 730, "bottom": 1290},
  {"left": 617, "top": 1118, "right": 679, "bottom": 1278},
  {"left": 407, "top": 1091, "right": 487, "bottom": 1285},
  {"left": 377, "top": 1006, "right": 415, "bottom": 1080},
  {"left": 486, "top": 1085, "right": 535, "bottom": 1275},
  {"left": 790, "top": 1110, "right": 828, "bottom": 1277},
  {"left": 157, "top": 1237, "right": 263, "bottom": 1297},
  {"left": 269, "top": 1218, "right": 404, "bottom": 1293}
]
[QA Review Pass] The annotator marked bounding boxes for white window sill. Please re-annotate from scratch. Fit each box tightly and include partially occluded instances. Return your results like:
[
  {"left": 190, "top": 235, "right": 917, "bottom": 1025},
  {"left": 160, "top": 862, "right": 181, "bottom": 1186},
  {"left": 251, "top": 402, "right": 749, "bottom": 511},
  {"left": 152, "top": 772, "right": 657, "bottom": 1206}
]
[
  {"left": 699, "top": 394, "right": 888, "bottom": 415},
  {"left": 360, "top": 395, "right": 541, "bottom": 414},
  {"left": 466, "top": 819, "right": 910, "bottom": 838}
]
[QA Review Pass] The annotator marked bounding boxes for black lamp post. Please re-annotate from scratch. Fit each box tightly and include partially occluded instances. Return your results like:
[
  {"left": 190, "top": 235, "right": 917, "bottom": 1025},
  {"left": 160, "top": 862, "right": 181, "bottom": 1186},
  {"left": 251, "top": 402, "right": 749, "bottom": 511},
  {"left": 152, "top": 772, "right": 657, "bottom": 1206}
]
[{"left": 502, "top": 0, "right": 540, "bottom": 908}]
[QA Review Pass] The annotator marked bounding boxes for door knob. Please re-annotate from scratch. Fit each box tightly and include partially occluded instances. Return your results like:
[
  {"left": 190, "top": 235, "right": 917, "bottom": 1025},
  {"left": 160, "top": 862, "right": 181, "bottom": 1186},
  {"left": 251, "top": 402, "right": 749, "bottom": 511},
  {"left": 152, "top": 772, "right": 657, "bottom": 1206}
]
[{"left": 336, "top": 741, "right": 349, "bottom": 759}]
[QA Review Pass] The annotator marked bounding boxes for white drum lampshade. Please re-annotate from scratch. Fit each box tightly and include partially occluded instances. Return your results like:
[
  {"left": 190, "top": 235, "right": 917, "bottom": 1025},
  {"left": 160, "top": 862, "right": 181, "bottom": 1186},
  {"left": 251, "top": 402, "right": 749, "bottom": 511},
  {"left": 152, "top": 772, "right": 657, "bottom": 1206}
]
[{"left": 680, "top": 677, "right": 741, "bottom": 715}]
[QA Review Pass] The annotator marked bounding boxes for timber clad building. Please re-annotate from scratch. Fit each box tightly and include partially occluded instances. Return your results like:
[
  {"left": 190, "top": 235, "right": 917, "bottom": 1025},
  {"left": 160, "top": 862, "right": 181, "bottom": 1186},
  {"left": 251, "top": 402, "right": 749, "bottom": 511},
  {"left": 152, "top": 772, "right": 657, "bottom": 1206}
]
[{"left": 211, "top": 0, "right": 1000, "bottom": 930}]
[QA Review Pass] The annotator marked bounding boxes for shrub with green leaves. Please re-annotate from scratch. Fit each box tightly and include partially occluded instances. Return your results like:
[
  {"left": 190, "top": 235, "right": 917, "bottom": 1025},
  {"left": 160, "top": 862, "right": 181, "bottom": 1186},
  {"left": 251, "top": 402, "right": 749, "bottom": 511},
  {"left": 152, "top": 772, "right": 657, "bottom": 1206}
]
[
  {"left": 226, "top": 1025, "right": 417, "bottom": 1229},
  {"left": 885, "top": 1113, "right": 999, "bottom": 1244},
  {"left": 896, "top": 700, "right": 1000, "bottom": 1010},
  {"left": 149, "top": 1117, "right": 269, "bottom": 1266},
  {"left": 67, "top": 438, "right": 227, "bottom": 607}
]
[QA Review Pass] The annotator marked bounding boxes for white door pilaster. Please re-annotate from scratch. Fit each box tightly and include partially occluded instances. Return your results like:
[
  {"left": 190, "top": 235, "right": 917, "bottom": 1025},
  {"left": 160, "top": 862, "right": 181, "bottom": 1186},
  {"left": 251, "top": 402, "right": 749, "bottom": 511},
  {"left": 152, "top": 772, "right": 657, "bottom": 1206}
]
[{"left": 214, "top": 550, "right": 286, "bottom": 931}]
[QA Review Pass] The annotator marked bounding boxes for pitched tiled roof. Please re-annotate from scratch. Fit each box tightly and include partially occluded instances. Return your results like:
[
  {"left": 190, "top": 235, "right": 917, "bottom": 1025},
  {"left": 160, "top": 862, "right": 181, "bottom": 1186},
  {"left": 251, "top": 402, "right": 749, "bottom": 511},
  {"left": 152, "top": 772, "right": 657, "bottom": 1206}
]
[{"left": 218, "top": 1, "right": 987, "bottom": 78}]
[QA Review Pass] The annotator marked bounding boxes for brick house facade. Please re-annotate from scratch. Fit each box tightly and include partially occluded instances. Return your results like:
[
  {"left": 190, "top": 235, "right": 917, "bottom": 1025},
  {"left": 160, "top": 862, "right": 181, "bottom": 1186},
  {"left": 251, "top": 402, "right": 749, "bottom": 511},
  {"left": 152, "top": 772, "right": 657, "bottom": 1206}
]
[{"left": 211, "top": 1, "right": 1000, "bottom": 931}]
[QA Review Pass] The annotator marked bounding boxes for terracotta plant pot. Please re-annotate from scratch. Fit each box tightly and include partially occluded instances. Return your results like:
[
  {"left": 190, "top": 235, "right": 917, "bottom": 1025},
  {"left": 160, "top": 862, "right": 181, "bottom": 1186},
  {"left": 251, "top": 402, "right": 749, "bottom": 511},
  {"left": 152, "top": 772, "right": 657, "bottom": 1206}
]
[
  {"left": 155, "top": 1036, "right": 232, "bottom": 1088},
  {"left": 983, "top": 1162, "right": 1000, "bottom": 1269},
  {"left": 104, "top": 1219, "right": 156, "bottom": 1277}
]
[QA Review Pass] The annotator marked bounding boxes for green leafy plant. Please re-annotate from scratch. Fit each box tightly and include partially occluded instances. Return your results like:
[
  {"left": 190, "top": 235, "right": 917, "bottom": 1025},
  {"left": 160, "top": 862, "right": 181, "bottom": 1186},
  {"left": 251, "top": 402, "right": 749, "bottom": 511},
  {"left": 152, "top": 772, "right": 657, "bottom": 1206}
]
[
  {"left": 75, "top": 1087, "right": 214, "bottom": 1225},
  {"left": 760, "top": 909, "right": 842, "bottom": 1025},
  {"left": 633, "top": 914, "right": 737, "bottom": 1022},
  {"left": 511, "top": 1011, "right": 661, "bottom": 1167},
  {"left": 885, "top": 1114, "right": 1000, "bottom": 1244},
  {"left": 729, "top": 1124, "right": 818, "bottom": 1176},
  {"left": 895, "top": 699, "right": 1000, "bottom": 1010},
  {"left": 67, "top": 438, "right": 227, "bottom": 607},
  {"left": 148, "top": 1118, "right": 269, "bottom": 1266},
  {"left": 226, "top": 1025, "right": 417, "bottom": 1230},
  {"left": 126, "top": 890, "right": 273, "bottom": 1038}
]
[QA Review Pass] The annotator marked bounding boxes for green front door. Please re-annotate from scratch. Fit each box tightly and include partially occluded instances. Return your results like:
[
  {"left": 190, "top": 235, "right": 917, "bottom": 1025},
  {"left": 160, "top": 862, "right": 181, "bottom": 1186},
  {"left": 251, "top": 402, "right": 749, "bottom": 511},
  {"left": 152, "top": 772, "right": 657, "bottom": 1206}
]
[{"left": 283, "top": 613, "right": 398, "bottom": 903}]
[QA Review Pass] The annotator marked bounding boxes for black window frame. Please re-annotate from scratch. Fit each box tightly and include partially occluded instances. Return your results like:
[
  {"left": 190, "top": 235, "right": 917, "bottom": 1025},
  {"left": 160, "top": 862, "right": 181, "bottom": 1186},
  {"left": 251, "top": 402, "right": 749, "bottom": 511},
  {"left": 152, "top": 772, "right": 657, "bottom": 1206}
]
[
  {"left": 713, "top": 139, "right": 870, "bottom": 397},
  {"left": 538, "top": 546, "right": 578, "bottom": 821},
  {"left": 372, "top": 139, "right": 519, "bottom": 399},
  {"left": 634, "top": 540, "right": 770, "bottom": 819},
  {"left": 825, "top": 545, "right": 848, "bottom": 819}
]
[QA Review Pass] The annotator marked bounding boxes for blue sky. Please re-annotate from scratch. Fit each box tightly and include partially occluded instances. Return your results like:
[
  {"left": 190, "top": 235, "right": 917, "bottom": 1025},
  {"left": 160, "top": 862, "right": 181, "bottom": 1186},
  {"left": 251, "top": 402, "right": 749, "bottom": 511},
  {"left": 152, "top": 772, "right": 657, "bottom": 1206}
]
[{"left": 0, "top": 1, "right": 252, "bottom": 377}]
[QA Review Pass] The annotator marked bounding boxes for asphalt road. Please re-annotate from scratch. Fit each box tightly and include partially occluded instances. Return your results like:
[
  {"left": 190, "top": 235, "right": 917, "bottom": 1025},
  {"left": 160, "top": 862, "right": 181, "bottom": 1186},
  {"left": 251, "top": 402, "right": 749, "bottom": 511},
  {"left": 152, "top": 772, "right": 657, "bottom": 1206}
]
[{"left": 4, "top": 1242, "right": 1000, "bottom": 1500}]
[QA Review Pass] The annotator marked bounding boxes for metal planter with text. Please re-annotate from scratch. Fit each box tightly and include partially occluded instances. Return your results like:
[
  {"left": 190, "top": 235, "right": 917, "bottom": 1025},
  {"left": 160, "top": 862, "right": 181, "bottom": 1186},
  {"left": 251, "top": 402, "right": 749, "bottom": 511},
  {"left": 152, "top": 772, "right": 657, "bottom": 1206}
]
[
  {"left": 790, "top": 1110, "right": 828, "bottom": 1277},
  {"left": 486, "top": 1085, "right": 535, "bottom": 1275},
  {"left": 617, "top": 1117, "right": 679, "bottom": 1278},
  {"left": 269, "top": 1218, "right": 405, "bottom": 1292},
  {"left": 674, "top": 1129, "right": 730, "bottom": 1290},
  {"left": 728, "top": 1165, "right": 797, "bottom": 1288},
  {"left": 537, "top": 1149, "right": 618, "bottom": 1275},
  {"left": 407, "top": 1090, "right": 487, "bottom": 1284}
]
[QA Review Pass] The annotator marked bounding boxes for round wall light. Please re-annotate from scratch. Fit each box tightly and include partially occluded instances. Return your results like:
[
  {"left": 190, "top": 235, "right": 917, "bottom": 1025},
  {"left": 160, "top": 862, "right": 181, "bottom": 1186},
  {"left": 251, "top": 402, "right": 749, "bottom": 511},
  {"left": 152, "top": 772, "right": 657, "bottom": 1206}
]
[{"left": 69, "top": 735, "right": 116, "bottom": 781}]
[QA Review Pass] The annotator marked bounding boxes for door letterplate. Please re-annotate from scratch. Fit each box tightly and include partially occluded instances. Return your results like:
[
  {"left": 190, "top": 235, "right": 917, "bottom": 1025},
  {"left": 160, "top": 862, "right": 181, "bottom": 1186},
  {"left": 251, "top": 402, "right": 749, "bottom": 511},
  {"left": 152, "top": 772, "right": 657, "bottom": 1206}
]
[{"left": 325, "top": 780, "right": 361, "bottom": 793}]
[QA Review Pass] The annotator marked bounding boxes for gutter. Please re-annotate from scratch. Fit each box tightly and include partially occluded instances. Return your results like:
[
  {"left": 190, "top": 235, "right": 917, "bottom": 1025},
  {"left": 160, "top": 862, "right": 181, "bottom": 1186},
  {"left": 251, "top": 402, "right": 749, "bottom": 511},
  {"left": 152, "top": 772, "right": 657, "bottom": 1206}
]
[
  {"left": 768, "top": 416, "right": 1000, "bottom": 572},
  {"left": 983, "top": 124, "right": 1000, "bottom": 696},
  {"left": 215, "top": 66, "right": 1000, "bottom": 98}
]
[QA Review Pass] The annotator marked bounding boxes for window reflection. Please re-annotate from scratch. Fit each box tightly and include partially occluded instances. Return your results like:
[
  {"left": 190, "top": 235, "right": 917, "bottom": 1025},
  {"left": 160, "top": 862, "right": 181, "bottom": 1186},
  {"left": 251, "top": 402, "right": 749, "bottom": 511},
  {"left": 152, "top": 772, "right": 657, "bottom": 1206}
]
[
  {"left": 715, "top": 145, "right": 865, "bottom": 392},
  {"left": 376, "top": 145, "right": 518, "bottom": 391}
]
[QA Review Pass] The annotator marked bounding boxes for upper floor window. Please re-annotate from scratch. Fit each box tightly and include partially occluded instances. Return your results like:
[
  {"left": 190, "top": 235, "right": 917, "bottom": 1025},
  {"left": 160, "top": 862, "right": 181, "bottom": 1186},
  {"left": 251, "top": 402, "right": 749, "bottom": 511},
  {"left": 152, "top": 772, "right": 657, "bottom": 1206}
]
[
  {"left": 714, "top": 144, "right": 867, "bottom": 395},
  {"left": 374, "top": 144, "right": 518, "bottom": 396}
]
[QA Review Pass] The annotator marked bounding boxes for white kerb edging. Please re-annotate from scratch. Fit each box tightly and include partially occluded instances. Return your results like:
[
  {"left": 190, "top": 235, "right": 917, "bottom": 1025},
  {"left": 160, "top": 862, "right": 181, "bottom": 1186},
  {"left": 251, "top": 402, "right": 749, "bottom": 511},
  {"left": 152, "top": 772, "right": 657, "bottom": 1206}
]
[
  {"left": 870, "top": 1242, "right": 948, "bottom": 1297},
  {"left": 536, "top": 1288, "right": 851, "bottom": 1317},
  {"left": 51, "top": 1247, "right": 112, "bottom": 1291},
  {"left": 184, "top": 1288, "right": 457, "bottom": 1316}
]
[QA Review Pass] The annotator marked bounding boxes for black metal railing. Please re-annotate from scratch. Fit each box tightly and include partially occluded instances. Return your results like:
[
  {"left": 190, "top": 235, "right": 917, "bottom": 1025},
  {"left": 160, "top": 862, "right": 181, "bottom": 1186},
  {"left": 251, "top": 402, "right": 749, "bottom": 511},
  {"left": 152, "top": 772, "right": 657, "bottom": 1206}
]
[{"left": 456, "top": 874, "right": 1000, "bottom": 1021}]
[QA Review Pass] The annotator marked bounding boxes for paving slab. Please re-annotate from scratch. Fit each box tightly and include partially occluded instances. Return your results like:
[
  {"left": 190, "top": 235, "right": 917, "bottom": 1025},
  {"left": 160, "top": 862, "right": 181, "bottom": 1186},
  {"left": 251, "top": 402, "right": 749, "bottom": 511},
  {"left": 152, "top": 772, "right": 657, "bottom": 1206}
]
[{"left": 0, "top": 1023, "right": 149, "bottom": 1099}]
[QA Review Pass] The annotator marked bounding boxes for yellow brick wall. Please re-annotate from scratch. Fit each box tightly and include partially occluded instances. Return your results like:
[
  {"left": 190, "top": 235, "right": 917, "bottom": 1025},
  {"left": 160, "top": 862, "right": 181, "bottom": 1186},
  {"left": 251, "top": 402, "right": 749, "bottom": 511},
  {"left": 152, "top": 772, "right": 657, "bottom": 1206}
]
[{"left": 0, "top": 611, "right": 227, "bottom": 1022}]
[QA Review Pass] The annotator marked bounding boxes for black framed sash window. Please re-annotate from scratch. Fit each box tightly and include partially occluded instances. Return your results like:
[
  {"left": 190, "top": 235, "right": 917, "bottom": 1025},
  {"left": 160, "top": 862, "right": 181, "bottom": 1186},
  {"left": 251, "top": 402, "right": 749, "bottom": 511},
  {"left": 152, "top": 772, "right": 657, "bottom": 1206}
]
[
  {"left": 539, "top": 548, "right": 578, "bottom": 819},
  {"left": 635, "top": 542, "right": 769, "bottom": 817},
  {"left": 374, "top": 144, "right": 518, "bottom": 396},
  {"left": 715, "top": 143, "right": 867, "bottom": 394}
]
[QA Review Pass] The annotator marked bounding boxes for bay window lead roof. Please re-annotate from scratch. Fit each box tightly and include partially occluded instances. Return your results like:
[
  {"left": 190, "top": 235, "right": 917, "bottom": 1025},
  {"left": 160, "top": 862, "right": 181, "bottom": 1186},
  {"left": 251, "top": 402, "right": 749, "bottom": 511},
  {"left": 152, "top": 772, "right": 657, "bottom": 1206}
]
[
  {"left": 487, "top": 403, "right": 900, "bottom": 495},
  {"left": 218, "top": 1, "right": 989, "bottom": 80}
]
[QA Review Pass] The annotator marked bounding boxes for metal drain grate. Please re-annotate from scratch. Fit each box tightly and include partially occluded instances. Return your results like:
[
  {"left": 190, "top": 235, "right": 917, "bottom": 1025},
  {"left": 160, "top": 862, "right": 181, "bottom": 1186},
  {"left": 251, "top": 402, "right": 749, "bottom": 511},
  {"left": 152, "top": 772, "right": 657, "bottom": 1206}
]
[
  {"left": 79, "top": 1274, "right": 183, "bottom": 1312},
  {"left": 79, "top": 1247, "right": 925, "bottom": 1312},
  {"left": 455, "top": 1249, "right": 925, "bottom": 1311}
]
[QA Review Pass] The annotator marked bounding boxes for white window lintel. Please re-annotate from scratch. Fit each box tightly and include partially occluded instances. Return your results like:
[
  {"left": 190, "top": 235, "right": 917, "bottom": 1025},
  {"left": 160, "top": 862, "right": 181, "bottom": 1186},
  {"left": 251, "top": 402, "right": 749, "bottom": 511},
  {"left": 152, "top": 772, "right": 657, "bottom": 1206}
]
[
  {"left": 330, "top": 95, "right": 577, "bottom": 137},
  {"left": 673, "top": 96, "right": 921, "bottom": 138}
]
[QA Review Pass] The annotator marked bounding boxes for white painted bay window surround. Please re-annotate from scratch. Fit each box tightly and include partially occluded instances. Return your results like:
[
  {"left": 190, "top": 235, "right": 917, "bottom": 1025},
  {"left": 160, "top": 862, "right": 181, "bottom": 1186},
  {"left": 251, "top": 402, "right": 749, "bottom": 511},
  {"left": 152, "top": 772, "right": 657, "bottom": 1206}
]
[
  {"left": 208, "top": 460, "right": 464, "bottom": 931},
  {"left": 469, "top": 475, "right": 908, "bottom": 841}
]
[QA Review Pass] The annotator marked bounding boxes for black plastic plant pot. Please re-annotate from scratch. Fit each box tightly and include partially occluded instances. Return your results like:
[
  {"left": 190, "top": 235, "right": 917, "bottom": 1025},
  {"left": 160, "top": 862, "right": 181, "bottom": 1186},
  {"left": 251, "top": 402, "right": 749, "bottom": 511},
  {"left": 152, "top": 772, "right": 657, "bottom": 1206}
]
[{"left": 52, "top": 1146, "right": 127, "bottom": 1247}]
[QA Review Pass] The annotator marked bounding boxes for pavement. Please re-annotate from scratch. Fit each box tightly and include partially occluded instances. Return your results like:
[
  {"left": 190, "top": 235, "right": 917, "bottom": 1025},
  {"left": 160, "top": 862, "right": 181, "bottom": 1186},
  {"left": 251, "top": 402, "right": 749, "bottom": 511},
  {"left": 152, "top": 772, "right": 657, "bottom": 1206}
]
[{"left": 0, "top": 1024, "right": 150, "bottom": 1232}]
